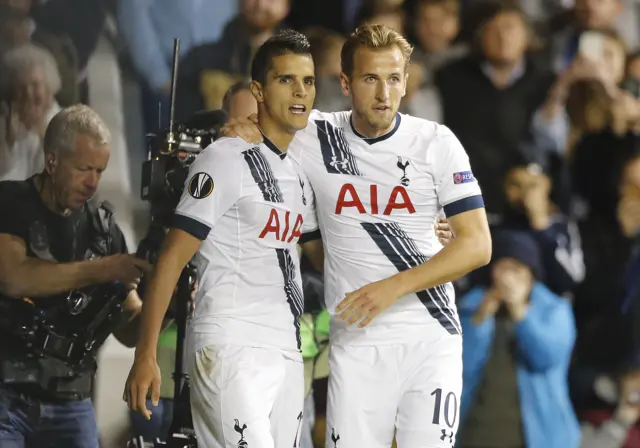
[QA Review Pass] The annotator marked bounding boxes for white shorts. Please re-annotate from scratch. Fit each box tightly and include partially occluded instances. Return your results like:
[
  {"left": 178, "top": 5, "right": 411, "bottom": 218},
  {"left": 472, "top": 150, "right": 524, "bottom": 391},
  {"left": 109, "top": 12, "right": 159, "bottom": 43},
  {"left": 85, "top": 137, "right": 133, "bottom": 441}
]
[
  {"left": 189, "top": 345, "right": 304, "bottom": 448},
  {"left": 326, "top": 335, "right": 462, "bottom": 448}
]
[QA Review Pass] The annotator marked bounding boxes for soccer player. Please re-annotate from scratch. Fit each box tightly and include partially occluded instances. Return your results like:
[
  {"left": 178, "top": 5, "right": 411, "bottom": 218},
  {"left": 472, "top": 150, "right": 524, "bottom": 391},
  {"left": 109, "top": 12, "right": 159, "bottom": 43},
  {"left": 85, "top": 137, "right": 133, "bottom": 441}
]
[
  {"left": 221, "top": 24, "right": 492, "bottom": 447},
  {"left": 123, "top": 30, "right": 318, "bottom": 448}
]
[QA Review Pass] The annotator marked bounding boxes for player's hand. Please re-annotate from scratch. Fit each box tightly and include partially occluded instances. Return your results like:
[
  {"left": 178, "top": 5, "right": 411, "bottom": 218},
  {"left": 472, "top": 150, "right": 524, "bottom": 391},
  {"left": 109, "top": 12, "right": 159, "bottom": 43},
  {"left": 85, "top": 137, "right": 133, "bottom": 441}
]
[
  {"left": 101, "top": 254, "right": 152, "bottom": 284},
  {"left": 336, "top": 277, "right": 402, "bottom": 327},
  {"left": 434, "top": 216, "right": 453, "bottom": 246},
  {"left": 123, "top": 355, "right": 161, "bottom": 420},
  {"left": 494, "top": 273, "right": 529, "bottom": 321},
  {"left": 219, "top": 114, "right": 262, "bottom": 144}
]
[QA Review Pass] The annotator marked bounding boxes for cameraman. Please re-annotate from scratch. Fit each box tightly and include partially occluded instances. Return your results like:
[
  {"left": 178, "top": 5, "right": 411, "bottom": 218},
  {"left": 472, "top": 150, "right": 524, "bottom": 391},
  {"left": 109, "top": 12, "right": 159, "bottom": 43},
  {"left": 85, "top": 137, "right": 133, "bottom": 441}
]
[{"left": 0, "top": 104, "right": 151, "bottom": 447}]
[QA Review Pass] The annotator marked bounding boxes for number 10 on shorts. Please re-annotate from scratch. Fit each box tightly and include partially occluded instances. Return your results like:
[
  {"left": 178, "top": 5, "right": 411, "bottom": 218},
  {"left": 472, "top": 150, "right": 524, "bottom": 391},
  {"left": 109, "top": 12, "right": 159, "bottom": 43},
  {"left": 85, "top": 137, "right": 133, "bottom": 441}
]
[{"left": 431, "top": 388, "right": 458, "bottom": 428}]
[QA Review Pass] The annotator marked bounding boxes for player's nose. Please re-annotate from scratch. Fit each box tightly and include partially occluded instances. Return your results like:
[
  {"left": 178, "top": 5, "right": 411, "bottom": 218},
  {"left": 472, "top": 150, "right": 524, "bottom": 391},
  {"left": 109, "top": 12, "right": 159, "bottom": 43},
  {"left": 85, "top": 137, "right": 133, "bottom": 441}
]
[
  {"left": 376, "top": 82, "right": 390, "bottom": 101},
  {"left": 292, "top": 81, "right": 308, "bottom": 98}
]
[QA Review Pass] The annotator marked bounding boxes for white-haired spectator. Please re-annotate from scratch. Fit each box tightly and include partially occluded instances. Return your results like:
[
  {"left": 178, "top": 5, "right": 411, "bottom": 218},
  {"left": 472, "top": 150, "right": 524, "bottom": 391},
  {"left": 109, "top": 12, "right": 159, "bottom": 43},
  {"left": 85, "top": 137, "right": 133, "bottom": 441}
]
[{"left": 0, "top": 43, "right": 62, "bottom": 181}]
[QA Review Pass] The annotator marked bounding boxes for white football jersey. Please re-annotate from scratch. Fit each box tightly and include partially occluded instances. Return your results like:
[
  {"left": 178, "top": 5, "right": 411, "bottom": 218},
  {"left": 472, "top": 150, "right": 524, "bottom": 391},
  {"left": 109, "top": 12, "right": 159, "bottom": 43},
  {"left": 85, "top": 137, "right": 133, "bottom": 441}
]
[
  {"left": 173, "top": 136, "right": 318, "bottom": 355},
  {"left": 290, "top": 110, "right": 484, "bottom": 346}
]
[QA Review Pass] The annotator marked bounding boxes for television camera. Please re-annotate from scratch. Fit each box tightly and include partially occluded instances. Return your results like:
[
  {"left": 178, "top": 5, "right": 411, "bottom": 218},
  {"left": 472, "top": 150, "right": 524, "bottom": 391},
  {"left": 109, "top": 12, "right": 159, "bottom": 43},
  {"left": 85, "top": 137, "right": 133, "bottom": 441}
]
[{"left": 130, "top": 39, "right": 227, "bottom": 448}]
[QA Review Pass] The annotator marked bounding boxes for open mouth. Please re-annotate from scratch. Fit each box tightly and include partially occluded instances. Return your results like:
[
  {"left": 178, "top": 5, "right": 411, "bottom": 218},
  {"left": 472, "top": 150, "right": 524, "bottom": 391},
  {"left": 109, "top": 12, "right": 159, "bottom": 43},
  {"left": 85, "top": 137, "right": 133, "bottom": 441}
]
[
  {"left": 374, "top": 105, "right": 390, "bottom": 113},
  {"left": 289, "top": 104, "right": 307, "bottom": 115}
]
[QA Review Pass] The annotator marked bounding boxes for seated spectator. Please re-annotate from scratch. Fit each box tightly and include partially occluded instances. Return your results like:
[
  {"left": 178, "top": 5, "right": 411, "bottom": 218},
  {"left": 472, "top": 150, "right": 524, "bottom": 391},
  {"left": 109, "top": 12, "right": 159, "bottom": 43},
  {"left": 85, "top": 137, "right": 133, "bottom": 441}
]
[
  {"left": 548, "top": 0, "right": 637, "bottom": 72},
  {"left": 0, "top": 2, "right": 78, "bottom": 106},
  {"left": 535, "top": 29, "right": 634, "bottom": 156},
  {"left": 435, "top": 0, "right": 555, "bottom": 217},
  {"left": 494, "top": 153, "right": 585, "bottom": 296},
  {"left": 457, "top": 229, "right": 579, "bottom": 448},
  {"left": 175, "top": 0, "right": 289, "bottom": 121},
  {"left": 0, "top": 43, "right": 62, "bottom": 181},
  {"left": 408, "top": 0, "right": 468, "bottom": 73}
]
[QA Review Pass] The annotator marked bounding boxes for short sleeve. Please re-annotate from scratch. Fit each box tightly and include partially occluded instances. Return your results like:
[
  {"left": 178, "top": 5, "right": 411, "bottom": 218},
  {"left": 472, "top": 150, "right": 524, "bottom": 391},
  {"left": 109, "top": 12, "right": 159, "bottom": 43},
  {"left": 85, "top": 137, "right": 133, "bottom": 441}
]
[
  {"left": 0, "top": 182, "right": 29, "bottom": 240},
  {"left": 300, "top": 180, "right": 320, "bottom": 243},
  {"left": 431, "top": 126, "right": 484, "bottom": 217},
  {"left": 172, "top": 143, "right": 243, "bottom": 240}
]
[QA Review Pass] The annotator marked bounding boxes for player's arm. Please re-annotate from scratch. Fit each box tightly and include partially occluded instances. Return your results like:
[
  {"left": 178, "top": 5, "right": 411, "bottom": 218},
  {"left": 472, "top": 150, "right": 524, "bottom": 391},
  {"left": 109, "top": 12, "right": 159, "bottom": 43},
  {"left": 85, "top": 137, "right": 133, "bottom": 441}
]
[
  {"left": 394, "top": 126, "right": 491, "bottom": 294},
  {"left": 393, "top": 208, "right": 491, "bottom": 296},
  {"left": 298, "top": 182, "right": 324, "bottom": 272},
  {"left": 337, "top": 126, "right": 491, "bottom": 327},
  {"left": 133, "top": 229, "right": 201, "bottom": 357}
]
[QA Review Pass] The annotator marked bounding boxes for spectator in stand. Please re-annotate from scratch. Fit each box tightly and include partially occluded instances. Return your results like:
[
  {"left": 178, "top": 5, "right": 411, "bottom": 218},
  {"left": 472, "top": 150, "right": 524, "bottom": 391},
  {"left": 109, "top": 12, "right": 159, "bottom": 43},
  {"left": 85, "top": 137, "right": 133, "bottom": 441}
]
[
  {"left": 494, "top": 151, "right": 585, "bottom": 296},
  {"left": 409, "top": 0, "right": 468, "bottom": 74},
  {"left": 435, "top": 0, "right": 555, "bottom": 218},
  {"left": 175, "top": 0, "right": 289, "bottom": 121},
  {"left": 0, "top": 2, "right": 78, "bottom": 107},
  {"left": 548, "top": 0, "right": 640, "bottom": 72},
  {"left": 117, "top": 0, "right": 236, "bottom": 136},
  {"left": 457, "top": 229, "right": 579, "bottom": 448},
  {"left": 0, "top": 44, "right": 62, "bottom": 181},
  {"left": 29, "top": 0, "right": 107, "bottom": 104}
]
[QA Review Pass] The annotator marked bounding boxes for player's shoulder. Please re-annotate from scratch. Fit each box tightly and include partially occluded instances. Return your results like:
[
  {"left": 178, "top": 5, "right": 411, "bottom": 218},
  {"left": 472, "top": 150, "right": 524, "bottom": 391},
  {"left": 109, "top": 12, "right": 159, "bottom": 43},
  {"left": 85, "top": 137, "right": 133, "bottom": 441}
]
[
  {"left": 195, "top": 137, "right": 255, "bottom": 166},
  {"left": 304, "top": 109, "right": 351, "bottom": 133},
  {"left": 398, "top": 114, "right": 455, "bottom": 141}
]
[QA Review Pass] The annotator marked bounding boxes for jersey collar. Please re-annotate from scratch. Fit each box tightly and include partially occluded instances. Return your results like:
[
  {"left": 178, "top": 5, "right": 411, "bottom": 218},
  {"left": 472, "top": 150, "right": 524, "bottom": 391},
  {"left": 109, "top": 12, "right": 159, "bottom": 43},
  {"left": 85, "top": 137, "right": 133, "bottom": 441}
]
[
  {"left": 261, "top": 132, "right": 287, "bottom": 159},
  {"left": 350, "top": 112, "right": 401, "bottom": 145}
]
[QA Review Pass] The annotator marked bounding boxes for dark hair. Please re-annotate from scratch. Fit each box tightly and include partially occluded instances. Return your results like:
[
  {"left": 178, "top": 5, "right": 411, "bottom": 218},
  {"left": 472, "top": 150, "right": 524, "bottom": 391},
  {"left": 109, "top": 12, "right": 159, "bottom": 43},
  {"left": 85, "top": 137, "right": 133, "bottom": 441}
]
[
  {"left": 222, "top": 81, "right": 253, "bottom": 113},
  {"left": 251, "top": 29, "right": 311, "bottom": 84}
]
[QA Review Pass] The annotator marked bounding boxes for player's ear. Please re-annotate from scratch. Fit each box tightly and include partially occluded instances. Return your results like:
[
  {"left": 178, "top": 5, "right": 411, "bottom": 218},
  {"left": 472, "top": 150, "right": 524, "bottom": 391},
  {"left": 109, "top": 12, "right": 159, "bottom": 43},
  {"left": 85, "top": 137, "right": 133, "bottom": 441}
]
[
  {"left": 339, "top": 72, "right": 350, "bottom": 97},
  {"left": 250, "top": 80, "right": 265, "bottom": 104}
]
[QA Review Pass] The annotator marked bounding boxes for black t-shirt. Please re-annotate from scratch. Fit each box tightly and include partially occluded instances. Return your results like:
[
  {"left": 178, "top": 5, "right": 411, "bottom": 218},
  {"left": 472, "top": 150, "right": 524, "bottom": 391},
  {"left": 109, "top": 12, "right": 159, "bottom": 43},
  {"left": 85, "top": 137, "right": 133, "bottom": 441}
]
[
  {"left": 0, "top": 177, "right": 128, "bottom": 397},
  {"left": 0, "top": 176, "right": 128, "bottom": 294}
]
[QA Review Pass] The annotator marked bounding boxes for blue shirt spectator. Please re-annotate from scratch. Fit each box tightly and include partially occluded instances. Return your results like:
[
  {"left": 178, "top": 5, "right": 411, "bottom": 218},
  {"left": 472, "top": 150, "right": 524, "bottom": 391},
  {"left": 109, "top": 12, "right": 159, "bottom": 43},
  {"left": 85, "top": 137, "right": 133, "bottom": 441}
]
[{"left": 458, "top": 230, "right": 580, "bottom": 448}]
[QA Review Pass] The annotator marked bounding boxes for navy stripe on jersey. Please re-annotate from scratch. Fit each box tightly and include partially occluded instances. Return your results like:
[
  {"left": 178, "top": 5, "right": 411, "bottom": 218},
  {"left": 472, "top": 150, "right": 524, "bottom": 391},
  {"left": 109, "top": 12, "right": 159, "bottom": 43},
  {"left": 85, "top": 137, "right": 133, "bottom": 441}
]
[
  {"left": 360, "top": 222, "right": 461, "bottom": 335},
  {"left": 315, "top": 120, "right": 363, "bottom": 176},
  {"left": 443, "top": 194, "right": 484, "bottom": 217},
  {"left": 276, "top": 248, "right": 303, "bottom": 349},
  {"left": 242, "top": 147, "right": 284, "bottom": 203}
]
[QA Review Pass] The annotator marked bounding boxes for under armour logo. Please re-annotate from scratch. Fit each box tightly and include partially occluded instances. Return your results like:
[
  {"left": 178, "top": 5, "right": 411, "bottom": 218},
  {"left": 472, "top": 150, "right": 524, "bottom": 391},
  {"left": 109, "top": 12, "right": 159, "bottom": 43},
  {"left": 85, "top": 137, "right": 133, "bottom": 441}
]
[
  {"left": 440, "top": 429, "right": 454, "bottom": 443},
  {"left": 299, "top": 175, "right": 307, "bottom": 206},
  {"left": 397, "top": 157, "right": 410, "bottom": 186},
  {"left": 329, "top": 156, "right": 349, "bottom": 169},
  {"left": 331, "top": 428, "right": 340, "bottom": 447},
  {"left": 234, "top": 419, "right": 248, "bottom": 447}
]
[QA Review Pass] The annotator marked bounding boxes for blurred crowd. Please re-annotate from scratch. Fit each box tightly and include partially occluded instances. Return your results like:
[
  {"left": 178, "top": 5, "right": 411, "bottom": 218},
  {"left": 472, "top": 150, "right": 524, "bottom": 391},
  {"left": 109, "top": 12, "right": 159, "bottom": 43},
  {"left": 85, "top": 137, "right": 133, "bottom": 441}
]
[{"left": 3, "top": 0, "right": 640, "bottom": 446}]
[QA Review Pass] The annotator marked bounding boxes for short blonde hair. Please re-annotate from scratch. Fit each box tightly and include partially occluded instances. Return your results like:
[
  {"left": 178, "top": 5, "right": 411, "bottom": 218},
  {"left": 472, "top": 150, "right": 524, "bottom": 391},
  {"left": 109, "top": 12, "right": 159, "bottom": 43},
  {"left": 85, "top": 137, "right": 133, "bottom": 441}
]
[{"left": 341, "top": 24, "right": 413, "bottom": 76}]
